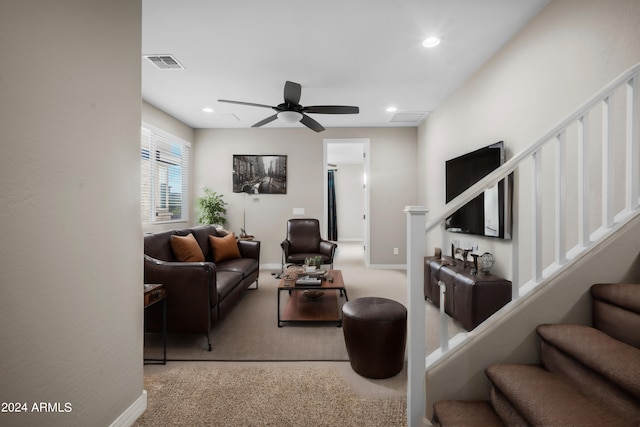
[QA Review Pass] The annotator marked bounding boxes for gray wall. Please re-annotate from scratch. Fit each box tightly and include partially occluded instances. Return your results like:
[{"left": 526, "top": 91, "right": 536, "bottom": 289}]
[
  {"left": 193, "top": 127, "right": 417, "bottom": 267},
  {"left": 1, "top": 1, "right": 144, "bottom": 426},
  {"left": 417, "top": 0, "right": 640, "bottom": 416},
  {"left": 418, "top": 0, "right": 640, "bottom": 280}
]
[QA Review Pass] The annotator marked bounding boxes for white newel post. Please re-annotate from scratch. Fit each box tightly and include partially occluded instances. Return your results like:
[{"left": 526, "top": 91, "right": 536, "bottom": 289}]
[{"left": 404, "top": 206, "right": 428, "bottom": 427}]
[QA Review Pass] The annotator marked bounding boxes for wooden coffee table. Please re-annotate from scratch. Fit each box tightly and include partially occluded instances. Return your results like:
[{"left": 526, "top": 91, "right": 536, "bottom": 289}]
[{"left": 277, "top": 270, "right": 349, "bottom": 327}]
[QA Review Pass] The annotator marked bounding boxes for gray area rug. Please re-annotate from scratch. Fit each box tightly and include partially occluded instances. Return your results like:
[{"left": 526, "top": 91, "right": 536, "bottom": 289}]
[
  {"left": 134, "top": 364, "right": 407, "bottom": 427},
  {"left": 144, "top": 243, "right": 463, "bottom": 361}
]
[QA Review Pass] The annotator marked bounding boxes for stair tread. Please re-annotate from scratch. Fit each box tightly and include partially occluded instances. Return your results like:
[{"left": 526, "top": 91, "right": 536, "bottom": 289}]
[
  {"left": 537, "top": 323, "right": 640, "bottom": 398},
  {"left": 433, "top": 400, "right": 504, "bottom": 427},
  {"left": 591, "top": 283, "right": 640, "bottom": 313},
  {"left": 486, "top": 364, "right": 630, "bottom": 426}
]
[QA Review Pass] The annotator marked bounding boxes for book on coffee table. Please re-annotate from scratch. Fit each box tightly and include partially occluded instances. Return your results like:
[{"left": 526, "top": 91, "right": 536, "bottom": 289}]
[{"left": 295, "top": 276, "right": 322, "bottom": 286}]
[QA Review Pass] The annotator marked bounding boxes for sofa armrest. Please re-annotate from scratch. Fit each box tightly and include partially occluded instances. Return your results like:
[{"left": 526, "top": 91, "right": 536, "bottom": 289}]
[
  {"left": 144, "top": 254, "right": 218, "bottom": 308},
  {"left": 237, "top": 239, "right": 260, "bottom": 260}
]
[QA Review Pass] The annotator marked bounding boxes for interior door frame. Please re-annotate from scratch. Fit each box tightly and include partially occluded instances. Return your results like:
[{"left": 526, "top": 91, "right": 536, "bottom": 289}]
[{"left": 323, "top": 138, "right": 371, "bottom": 266}]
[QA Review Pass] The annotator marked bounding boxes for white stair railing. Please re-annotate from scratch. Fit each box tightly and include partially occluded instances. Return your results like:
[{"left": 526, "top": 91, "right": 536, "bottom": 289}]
[{"left": 405, "top": 62, "right": 640, "bottom": 427}]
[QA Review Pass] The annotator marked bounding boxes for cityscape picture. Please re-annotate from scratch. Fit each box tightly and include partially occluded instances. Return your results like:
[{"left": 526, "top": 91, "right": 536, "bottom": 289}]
[{"left": 232, "top": 155, "right": 287, "bottom": 194}]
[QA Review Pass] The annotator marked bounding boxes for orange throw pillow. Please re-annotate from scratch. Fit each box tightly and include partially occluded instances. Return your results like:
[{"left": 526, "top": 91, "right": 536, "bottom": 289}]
[
  {"left": 170, "top": 233, "right": 205, "bottom": 262},
  {"left": 209, "top": 232, "right": 241, "bottom": 262}
]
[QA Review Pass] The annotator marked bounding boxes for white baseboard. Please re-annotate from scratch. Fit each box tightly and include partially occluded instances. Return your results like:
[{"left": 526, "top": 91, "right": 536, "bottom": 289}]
[{"left": 110, "top": 390, "right": 147, "bottom": 427}]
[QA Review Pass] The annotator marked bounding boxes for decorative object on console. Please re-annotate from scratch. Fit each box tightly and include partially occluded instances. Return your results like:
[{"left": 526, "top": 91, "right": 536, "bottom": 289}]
[
  {"left": 480, "top": 252, "right": 495, "bottom": 274},
  {"left": 470, "top": 253, "right": 480, "bottom": 275},
  {"left": 451, "top": 242, "right": 474, "bottom": 268},
  {"left": 455, "top": 247, "right": 472, "bottom": 268}
]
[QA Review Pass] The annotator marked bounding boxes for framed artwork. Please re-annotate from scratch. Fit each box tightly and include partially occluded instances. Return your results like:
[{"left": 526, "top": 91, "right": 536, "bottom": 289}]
[{"left": 233, "top": 155, "right": 287, "bottom": 194}]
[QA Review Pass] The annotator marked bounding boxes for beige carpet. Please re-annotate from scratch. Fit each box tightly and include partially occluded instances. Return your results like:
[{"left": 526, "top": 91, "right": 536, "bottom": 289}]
[
  {"left": 135, "top": 362, "right": 407, "bottom": 427},
  {"left": 144, "top": 242, "right": 464, "bottom": 361},
  {"left": 138, "top": 244, "right": 462, "bottom": 427}
]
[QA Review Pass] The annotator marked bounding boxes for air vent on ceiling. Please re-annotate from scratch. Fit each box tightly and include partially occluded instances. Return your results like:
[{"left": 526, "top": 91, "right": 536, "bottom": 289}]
[
  {"left": 144, "top": 54, "right": 185, "bottom": 70},
  {"left": 390, "top": 111, "right": 429, "bottom": 123}
]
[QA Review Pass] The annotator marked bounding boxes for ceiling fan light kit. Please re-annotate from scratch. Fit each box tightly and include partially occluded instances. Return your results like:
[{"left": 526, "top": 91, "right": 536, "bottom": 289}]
[
  {"left": 277, "top": 110, "right": 303, "bottom": 123},
  {"left": 218, "top": 80, "right": 359, "bottom": 132},
  {"left": 422, "top": 36, "right": 441, "bottom": 48}
]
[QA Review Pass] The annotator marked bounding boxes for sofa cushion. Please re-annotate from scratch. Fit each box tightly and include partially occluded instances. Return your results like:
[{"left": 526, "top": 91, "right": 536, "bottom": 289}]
[
  {"left": 216, "top": 257, "right": 259, "bottom": 278},
  {"left": 209, "top": 233, "right": 241, "bottom": 262},
  {"left": 144, "top": 229, "right": 177, "bottom": 261},
  {"left": 189, "top": 225, "right": 219, "bottom": 261},
  {"left": 170, "top": 233, "right": 205, "bottom": 262},
  {"left": 216, "top": 270, "right": 243, "bottom": 300}
]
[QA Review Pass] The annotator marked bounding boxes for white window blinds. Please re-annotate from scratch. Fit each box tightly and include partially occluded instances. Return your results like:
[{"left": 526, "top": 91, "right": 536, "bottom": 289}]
[{"left": 140, "top": 124, "right": 190, "bottom": 223}]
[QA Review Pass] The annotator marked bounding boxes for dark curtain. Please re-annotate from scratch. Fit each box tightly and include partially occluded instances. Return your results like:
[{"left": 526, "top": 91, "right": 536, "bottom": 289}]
[{"left": 328, "top": 170, "right": 338, "bottom": 241}]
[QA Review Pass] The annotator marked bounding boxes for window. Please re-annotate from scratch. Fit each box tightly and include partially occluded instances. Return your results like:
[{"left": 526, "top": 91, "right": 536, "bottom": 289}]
[{"left": 140, "top": 124, "right": 190, "bottom": 223}]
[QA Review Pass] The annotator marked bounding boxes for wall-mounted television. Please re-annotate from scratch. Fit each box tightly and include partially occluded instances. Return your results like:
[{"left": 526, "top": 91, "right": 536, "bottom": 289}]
[{"left": 445, "top": 141, "right": 512, "bottom": 239}]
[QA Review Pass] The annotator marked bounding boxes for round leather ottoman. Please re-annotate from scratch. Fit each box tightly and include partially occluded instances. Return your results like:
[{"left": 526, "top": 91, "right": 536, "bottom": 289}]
[{"left": 342, "top": 297, "right": 407, "bottom": 379}]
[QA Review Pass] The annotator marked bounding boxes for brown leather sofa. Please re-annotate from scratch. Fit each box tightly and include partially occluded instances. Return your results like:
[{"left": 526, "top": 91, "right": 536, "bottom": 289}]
[{"left": 144, "top": 225, "right": 260, "bottom": 350}]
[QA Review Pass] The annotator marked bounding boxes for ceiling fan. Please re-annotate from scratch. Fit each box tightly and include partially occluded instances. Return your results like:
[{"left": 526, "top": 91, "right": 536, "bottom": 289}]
[{"left": 218, "top": 80, "right": 359, "bottom": 132}]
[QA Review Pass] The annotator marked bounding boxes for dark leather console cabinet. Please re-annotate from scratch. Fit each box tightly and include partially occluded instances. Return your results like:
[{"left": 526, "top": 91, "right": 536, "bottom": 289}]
[{"left": 424, "top": 256, "right": 512, "bottom": 331}]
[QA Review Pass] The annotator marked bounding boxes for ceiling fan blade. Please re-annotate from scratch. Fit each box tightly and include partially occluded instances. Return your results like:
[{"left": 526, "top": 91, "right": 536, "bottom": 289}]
[
  {"left": 252, "top": 114, "right": 279, "bottom": 128},
  {"left": 283, "top": 81, "right": 301, "bottom": 106},
  {"left": 300, "top": 114, "right": 325, "bottom": 132},
  {"left": 302, "top": 105, "right": 360, "bottom": 114},
  {"left": 218, "top": 99, "right": 276, "bottom": 110}
]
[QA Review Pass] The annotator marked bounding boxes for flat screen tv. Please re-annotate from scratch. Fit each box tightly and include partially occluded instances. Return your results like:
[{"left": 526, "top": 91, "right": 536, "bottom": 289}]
[{"left": 445, "top": 141, "right": 512, "bottom": 239}]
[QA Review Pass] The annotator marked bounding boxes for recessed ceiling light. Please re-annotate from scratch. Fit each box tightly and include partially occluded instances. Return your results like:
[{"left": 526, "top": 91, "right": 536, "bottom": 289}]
[
  {"left": 386, "top": 106, "right": 397, "bottom": 112},
  {"left": 422, "top": 36, "right": 441, "bottom": 48},
  {"left": 202, "top": 107, "right": 214, "bottom": 113}
]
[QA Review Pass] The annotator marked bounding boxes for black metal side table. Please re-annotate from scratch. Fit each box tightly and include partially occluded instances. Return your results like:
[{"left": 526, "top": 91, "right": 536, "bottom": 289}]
[{"left": 143, "top": 284, "right": 167, "bottom": 365}]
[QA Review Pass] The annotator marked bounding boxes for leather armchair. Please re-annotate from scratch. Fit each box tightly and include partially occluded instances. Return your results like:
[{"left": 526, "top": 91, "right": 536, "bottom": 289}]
[{"left": 281, "top": 218, "right": 337, "bottom": 269}]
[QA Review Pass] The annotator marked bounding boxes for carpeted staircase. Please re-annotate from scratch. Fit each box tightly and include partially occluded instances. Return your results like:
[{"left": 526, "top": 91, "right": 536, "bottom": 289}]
[{"left": 432, "top": 283, "right": 640, "bottom": 426}]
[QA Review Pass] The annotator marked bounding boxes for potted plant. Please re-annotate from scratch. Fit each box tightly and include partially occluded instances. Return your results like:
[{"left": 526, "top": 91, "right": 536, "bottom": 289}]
[
  {"left": 304, "top": 255, "right": 322, "bottom": 272},
  {"left": 196, "top": 188, "right": 227, "bottom": 226}
]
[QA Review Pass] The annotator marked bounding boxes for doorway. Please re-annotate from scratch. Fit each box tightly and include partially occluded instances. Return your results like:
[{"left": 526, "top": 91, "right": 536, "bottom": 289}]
[{"left": 323, "top": 138, "right": 370, "bottom": 266}]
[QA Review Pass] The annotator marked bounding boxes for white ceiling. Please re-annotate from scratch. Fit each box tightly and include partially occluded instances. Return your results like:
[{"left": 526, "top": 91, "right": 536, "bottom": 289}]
[{"left": 142, "top": 0, "right": 549, "bottom": 130}]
